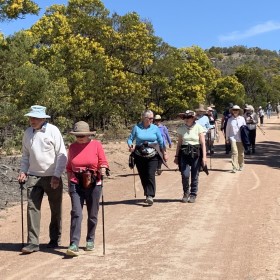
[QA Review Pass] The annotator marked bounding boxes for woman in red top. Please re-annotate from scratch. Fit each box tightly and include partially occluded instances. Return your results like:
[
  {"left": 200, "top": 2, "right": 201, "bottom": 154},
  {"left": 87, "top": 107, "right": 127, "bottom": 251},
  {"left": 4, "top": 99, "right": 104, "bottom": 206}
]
[{"left": 66, "top": 121, "right": 109, "bottom": 257}]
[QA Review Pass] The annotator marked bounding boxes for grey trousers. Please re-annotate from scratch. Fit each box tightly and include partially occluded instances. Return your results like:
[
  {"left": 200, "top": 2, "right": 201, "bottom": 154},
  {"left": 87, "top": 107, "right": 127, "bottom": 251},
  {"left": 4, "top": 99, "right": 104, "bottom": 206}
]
[
  {"left": 69, "top": 182, "right": 102, "bottom": 246},
  {"left": 26, "top": 176, "right": 63, "bottom": 245}
]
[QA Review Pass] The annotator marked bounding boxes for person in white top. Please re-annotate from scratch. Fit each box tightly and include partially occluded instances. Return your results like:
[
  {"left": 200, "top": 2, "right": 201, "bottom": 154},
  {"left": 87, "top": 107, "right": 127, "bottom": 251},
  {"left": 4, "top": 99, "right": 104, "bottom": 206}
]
[
  {"left": 18, "top": 105, "right": 67, "bottom": 254},
  {"left": 225, "top": 105, "right": 246, "bottom": 173}
]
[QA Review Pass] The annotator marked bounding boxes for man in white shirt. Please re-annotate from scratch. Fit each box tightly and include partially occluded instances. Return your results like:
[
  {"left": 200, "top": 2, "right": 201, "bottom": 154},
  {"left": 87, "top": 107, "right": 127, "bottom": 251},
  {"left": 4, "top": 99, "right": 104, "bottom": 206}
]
[{"left": 18, "top": 105, "right": 67, "bottom": 253}]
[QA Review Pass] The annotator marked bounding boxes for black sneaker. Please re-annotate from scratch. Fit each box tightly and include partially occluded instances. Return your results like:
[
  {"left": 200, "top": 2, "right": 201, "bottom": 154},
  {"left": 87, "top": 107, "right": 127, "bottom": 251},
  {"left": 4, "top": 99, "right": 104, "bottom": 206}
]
[
  {"left": 47, "top": 240, "right": 59, "bottom": 248},
  {"left": 145, "top": 196, "right": 153, "bottom": 205},
  {"left": 188, "top": 195, "right": 196, "bottom": 203},
  {"left": 182, "top": 192, "right": 189, "bottom": 203},
  {"left": 22, "top": 243, "right": 39, "bottom": 254}
]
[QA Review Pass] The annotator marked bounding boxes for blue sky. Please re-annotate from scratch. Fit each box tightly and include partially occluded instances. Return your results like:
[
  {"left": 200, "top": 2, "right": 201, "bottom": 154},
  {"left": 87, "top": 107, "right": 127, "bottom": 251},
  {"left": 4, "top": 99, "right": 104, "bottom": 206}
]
[{"left": 1, "top": 0, "right": 280, "bottom": 52}]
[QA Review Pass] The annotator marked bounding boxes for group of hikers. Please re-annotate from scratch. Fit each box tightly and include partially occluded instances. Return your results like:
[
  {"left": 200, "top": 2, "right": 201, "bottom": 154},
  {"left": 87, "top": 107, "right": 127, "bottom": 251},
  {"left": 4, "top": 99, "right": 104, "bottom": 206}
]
[{"left": 16, "top": 101, "right": 270, "bottom": 257}]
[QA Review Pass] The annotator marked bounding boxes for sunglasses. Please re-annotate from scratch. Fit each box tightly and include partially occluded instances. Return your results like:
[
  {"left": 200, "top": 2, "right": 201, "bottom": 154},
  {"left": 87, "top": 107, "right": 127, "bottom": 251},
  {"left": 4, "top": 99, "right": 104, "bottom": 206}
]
[
  {"left": 76, "top": 135, "right": 86, "bottom": 138},
  {"left": 183, "top": 115, "right": 194, "bottom": 119},
  {"left": 232, "top": 109, "right": 239, "bottom": 111},
  {"left": 145, "top": 117, "right": 154, "bottom": 120}
]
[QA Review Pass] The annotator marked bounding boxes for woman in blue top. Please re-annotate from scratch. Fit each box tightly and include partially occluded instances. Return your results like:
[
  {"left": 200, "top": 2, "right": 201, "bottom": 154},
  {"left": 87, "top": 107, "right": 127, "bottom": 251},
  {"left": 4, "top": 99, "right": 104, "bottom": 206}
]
[{"left": 127, "top": 110, "right": 168, "bottom": 205}]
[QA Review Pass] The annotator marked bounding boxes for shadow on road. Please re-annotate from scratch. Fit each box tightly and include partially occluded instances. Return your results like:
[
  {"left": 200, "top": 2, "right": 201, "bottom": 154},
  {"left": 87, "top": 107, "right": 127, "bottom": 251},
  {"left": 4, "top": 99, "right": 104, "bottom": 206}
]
[
  {"left": 0, "top": 242, "right": 68, "bottom": 257},
  {"left": 211, "top": 141, "right": 280, "bottom": 170},
  {"left": 0, "top": 242, "right": 22, "bottom": 252},
  {"left": 103, "top": 198, "right": 182, "bottom": 207}
]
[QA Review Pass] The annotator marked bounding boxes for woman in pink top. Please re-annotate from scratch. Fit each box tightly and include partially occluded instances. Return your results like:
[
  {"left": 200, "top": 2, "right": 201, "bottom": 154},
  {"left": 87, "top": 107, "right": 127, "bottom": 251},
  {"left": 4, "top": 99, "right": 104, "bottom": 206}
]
[{"left": 66, "top": 121, "right": 109, "bottom": 257}]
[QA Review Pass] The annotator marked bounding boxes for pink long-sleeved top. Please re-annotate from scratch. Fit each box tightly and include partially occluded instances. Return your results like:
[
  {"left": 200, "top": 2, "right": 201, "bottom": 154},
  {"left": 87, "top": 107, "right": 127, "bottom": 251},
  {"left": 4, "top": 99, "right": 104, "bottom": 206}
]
[{"left": 66, "top": 140, "right": 109, "bottom": 184}]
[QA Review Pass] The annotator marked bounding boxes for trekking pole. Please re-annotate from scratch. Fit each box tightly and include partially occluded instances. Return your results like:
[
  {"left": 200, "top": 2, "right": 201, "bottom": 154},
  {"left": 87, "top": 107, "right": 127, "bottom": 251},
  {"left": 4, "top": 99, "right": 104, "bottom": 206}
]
[
  {"left": 133, "top": 167, "right": 136, "bottom": 198},
  {"left": 101, "top": 175, "right": 105, "bottom": 256},
  {"left": 257, "top": 124, "right": 265, "bottom": 135},
  {"left": 158, "top": 168, "right": 179, "bottom": 172},
  {"left": 100, "top": 168, "right": 110, "bottom": 256},
  {"left": 208, "top": 131, "right": 212, "bottom": 169},
  {"left": 19, "top": 182, "right": 25, "bottom": 247}
]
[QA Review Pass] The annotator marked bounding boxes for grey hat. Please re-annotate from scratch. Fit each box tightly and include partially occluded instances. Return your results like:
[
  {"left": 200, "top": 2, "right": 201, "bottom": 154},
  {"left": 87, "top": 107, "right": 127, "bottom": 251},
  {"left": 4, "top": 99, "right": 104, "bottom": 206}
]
[
  {"left": 70, "top": 121, "right": 96, "bottom": 135},
  {"left": 24, "top": 105, "right": 51, "bottom": 118}
]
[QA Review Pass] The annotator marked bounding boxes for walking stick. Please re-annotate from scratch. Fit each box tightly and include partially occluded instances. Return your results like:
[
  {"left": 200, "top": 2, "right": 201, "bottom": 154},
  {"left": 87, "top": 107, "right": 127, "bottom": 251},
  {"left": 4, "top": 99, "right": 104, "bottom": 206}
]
[
  {"left": 133, "top": 166, "right": 136, "bottom": 198},
  {"left": 207, "top": 131, "right": 212, "bottom": 169},
  {"left": 257, "top": 124, "right": 266, "bottom": 135},
  {"left": 19, "top": 182, "right": 25, "bottom": 247},
  {"left": 101, "top": 175, "right": 105, "bottom": 256},
  {"left": 100, "top": 168, "right": 110, "bottom": 256}
]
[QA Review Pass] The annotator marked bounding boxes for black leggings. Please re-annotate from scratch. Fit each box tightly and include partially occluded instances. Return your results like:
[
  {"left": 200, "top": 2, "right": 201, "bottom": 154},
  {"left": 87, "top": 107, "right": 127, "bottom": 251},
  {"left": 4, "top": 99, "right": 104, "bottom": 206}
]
[{"left": 249, "top": 129, "right": 256, "bottom": 147}]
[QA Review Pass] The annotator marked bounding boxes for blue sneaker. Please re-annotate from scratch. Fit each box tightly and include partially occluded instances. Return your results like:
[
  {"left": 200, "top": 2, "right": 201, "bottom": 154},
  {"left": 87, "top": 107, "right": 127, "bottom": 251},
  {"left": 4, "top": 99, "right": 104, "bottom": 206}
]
[
  {"left": 85, "top": 241, "right": 94, "bottom": 251},
  {"left": 66, "top": 243, "right": 79, "bottom": 257}
]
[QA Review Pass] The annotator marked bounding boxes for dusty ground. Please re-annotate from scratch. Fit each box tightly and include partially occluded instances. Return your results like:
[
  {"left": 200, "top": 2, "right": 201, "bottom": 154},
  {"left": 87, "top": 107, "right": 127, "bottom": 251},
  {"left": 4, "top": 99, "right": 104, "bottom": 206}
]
[{"left": 1, "top": 117, "right": 280, "bottom": 280}]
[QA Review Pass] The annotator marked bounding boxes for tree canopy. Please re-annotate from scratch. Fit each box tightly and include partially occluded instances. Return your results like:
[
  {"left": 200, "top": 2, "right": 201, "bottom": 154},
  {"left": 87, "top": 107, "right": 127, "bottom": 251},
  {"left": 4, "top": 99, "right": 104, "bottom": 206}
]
[{"left": 0, "top": 0, "right": 39, "bottom": 20}]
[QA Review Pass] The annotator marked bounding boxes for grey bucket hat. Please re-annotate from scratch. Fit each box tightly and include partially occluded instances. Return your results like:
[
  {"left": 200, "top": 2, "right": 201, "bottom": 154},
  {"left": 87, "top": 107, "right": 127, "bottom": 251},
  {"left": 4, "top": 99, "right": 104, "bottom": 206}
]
[{"left": 70, "top": 121, "right": 96, "bottom": 135}]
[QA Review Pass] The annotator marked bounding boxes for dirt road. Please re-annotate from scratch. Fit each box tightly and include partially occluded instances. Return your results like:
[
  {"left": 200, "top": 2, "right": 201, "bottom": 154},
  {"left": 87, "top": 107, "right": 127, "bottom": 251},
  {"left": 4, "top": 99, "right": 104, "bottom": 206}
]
[{"left": 1, "top": 117, "right": 280, "bottom": 280}]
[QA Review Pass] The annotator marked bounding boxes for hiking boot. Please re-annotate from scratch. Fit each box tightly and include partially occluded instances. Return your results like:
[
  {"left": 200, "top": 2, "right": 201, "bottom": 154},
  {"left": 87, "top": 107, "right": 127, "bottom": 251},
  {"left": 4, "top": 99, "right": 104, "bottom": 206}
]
[
  {"left": 85, "top": 241, "right": 94, "bottom": 251},
  {"left": 21, "top": 243, "right": 39, "bottom": 254},
  {"left": 232, "top": 168, "right": 237, "bottom": 173},
  {"left": 188, "top": 195, "right": 196, "bottom": 203},
  {"left": 145, "top": 196, "right": 153, "bottom": 205},
  {"left": 239, "top": 165, "right": 244, "bottom": 171},
  {"left": 182, "top": 192, "right": 189, "bottom": 203},
  {"left": 66, "top": 243, "right": 79, "bottom": 257},
  {"left": 47, "top": 240, "right": 59, "bottom": 248}
]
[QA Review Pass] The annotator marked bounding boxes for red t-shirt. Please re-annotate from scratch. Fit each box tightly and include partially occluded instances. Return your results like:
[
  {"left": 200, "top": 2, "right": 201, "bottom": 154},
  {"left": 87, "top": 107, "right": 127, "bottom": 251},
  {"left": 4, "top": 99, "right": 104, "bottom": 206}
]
[{"left": 66, "top": 140, "right": 109, "bottom": 183}]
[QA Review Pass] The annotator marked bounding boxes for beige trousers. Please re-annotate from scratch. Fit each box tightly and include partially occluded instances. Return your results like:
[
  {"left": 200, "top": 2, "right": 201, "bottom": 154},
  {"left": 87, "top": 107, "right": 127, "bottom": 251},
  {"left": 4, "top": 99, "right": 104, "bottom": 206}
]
[{"left": 230, "top": 140, "right": 244, "bottom": 170}]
